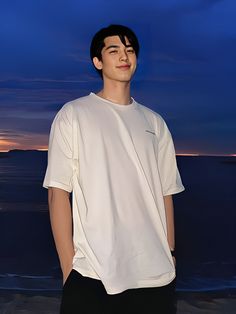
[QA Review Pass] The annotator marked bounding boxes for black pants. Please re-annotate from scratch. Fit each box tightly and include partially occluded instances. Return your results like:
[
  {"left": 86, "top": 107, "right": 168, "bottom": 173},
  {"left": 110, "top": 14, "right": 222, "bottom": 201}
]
[{"left": 60, "top": 270, "right": 177, "bottom": 314}]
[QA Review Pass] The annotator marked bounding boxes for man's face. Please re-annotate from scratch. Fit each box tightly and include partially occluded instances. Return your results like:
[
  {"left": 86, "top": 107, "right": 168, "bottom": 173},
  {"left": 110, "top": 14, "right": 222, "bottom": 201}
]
[{"left": 93, "top": 35, "right": 137, "bottom": 83}]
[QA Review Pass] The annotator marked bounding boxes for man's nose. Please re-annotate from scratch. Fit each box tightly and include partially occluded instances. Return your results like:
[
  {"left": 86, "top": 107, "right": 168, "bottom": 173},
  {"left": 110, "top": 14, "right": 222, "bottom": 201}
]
[{"left": 120, "top": 49, "right": 128, "bottom": 61}]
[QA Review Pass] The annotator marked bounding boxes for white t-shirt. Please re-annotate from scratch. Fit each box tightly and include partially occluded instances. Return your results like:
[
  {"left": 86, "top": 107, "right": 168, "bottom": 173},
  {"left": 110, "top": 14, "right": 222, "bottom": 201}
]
[{"left": 43, "top": 92, "right": 184, "bottom": 294}]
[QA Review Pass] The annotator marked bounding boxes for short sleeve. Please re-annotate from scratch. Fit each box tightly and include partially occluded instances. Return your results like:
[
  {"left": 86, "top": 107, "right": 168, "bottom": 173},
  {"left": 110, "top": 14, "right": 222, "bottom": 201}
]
[
  {"left": 156, "top": 117, "right": 185, "bottom": 196},
  {"left": 43, "top": 104, "right": 74, "bottom": 193}
]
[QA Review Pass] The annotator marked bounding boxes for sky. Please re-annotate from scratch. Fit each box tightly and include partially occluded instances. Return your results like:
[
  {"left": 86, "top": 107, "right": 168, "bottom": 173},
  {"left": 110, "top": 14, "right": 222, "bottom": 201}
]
[{"left": 0, "top": 0, "right": 235, "bottom": 155}]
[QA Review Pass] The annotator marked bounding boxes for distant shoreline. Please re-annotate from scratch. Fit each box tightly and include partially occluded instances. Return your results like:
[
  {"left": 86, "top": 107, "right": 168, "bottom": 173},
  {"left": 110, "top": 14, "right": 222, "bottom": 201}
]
[{"left": 0, "top": 149, "right": 235, "bottom": 158}]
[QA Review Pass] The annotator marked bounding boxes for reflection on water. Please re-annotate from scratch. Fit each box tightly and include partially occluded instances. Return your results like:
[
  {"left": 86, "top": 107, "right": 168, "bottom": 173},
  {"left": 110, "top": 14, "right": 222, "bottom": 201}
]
[
  {"left": 0, "top": 202, "right": 48, "bottom": 212},
  {"left": 0, "top": 150, "right": 47, "bottom": 205}
]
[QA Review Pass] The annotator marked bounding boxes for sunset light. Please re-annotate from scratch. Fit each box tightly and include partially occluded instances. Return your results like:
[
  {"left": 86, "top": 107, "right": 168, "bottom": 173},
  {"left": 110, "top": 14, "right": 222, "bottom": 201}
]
[
  {"left": 0, "top": 139, "right": 21, "bottom": 152},
  {"left": 176, "top": 153, "right": 200, "bottom": 157}
]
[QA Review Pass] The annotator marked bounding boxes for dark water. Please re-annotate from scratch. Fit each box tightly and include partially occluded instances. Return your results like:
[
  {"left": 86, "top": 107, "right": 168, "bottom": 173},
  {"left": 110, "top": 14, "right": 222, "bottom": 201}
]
[{"left": 0, "top": 150, "right": 236, "bottom": 292}]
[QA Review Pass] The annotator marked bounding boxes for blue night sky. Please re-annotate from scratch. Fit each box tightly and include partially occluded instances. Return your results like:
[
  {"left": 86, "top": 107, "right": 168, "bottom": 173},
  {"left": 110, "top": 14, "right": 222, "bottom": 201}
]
[{"left": 0, "top": 0, "right": 235, "bottom": 155}]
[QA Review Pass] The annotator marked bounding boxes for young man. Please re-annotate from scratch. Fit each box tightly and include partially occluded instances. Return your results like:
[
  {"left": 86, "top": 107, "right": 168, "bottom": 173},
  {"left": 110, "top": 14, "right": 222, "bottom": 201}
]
[{"left": 43, "top": 24, "right": 184, "bottom": 314}]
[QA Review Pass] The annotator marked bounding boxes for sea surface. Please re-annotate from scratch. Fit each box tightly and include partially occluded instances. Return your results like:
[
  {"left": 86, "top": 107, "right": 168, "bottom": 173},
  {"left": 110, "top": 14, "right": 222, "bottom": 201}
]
[{"left": 0, "top": 150, "right": 236, "bottom": 293}]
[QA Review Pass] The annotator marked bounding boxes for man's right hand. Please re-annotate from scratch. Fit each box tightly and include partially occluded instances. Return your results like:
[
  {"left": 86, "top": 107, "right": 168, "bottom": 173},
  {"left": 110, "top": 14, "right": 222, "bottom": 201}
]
[{"left": 63, "top": 267, "right": 73, "bottom": 285}]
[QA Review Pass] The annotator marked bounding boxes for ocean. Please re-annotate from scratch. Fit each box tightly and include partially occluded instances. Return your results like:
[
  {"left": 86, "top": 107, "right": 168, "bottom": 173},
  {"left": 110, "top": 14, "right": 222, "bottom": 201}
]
[{"left": 0, "top": 150, "right": 236, "bottom": 293}]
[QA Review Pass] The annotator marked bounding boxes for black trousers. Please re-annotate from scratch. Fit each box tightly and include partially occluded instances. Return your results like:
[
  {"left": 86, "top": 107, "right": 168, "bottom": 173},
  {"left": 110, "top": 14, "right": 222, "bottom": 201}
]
[{"left": 60, "top": 270, "right": 177, "bottom": 314}]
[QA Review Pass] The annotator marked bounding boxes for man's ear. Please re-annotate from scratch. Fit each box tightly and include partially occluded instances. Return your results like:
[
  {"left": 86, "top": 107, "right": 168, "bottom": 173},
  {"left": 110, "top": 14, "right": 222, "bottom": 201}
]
[{"left": 93, "top": 57, "right": 103, "bottom": 70}]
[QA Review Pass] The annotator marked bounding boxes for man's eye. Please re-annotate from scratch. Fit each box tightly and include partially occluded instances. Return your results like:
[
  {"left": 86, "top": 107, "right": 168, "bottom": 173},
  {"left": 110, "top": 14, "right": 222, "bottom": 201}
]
[
  {"left": 127, "top": 49, "right": 134, "bottom": 53},
  {"left": 109, "top": 50, "right": 118, "bottom": 54}
]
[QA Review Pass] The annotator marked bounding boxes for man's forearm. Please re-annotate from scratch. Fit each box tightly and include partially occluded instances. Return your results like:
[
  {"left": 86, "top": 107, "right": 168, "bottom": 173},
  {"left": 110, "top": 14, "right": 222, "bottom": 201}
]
[
  {"left": 163, "top": 194, "right": 175, "bottom": 251},
  {"left": 48, "top": 187, "right": 74, "bottom": 282}
]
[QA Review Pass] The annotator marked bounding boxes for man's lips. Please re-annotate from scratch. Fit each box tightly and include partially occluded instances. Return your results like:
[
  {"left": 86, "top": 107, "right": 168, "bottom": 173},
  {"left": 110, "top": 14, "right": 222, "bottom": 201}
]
[{"left": 116, "top": 64, "right": 131, "bottom": 69}]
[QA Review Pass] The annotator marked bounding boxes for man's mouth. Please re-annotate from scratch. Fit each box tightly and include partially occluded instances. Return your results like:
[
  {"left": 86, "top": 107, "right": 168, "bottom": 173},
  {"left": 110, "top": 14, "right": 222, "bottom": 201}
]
[{"left": 116, "top": 65, "right": 131, "bottom": 69}]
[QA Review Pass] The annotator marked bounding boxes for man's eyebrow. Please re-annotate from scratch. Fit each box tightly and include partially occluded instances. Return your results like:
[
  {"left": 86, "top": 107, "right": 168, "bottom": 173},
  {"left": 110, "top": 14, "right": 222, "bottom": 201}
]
[
  {"left": 105, "top": 44, "right": 133, "bottom": 50},
  {"left": 105, "top": 45, "right": 120, "bottom": 50}
]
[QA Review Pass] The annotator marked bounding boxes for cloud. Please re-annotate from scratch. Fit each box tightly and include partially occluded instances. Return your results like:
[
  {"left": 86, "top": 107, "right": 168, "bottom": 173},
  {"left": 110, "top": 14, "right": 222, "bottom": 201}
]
[
  {"left": 65, "top": 52, "right": 91, "bottom": 64},
  {"left": 0, "top": 84, "right": 96, "bottom": 115},
  {"left": 0, "top": 128, "right": 49, "bottom": 151},
  {"left": 0, "top": 116, "right": 51, "bottom": 134},
  {"left": 0, "top": 130, "right": 24, "bottom": 139},
  {"left": 153, "top": 53, "right": 208, "bottom": 64}
]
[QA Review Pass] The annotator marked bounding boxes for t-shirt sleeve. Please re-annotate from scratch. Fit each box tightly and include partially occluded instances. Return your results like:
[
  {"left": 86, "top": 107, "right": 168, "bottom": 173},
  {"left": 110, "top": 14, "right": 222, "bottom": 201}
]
[
  {"left": 156, "top": 117, "right": 185, "bottom": 196},
  {"left": 43, "top": 104, "right": 74, "bottom": 193}
]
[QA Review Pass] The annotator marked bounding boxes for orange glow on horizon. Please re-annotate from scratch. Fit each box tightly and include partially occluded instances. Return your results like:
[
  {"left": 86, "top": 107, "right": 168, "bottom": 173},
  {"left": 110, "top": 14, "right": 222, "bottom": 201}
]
[
  {"left": 37, "top": 146, "right": 48, "bottom": 151},
  {"left": 0, "top": 135, "right": 49, "bottom": 152},
  {"left": 176, "top": 153, "right": 200, "bottom": 156},
  {"left": 0, "top": 142, "right": 235, "bottom": 157},
  {"left": 177, "top": 153, "right": 236, "bottom": 157},
  {"left": 0, "top": 139, "right": 21, "bottom": 152},
  {"left": 0, "top": 145, "right": 49, "bottom": 152}
]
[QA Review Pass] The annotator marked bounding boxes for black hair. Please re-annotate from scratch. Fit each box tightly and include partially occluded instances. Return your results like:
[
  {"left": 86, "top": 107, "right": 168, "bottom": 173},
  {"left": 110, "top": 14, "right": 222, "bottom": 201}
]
[{"left": 90, "top": 24, "right": 140, "bottom": 77}]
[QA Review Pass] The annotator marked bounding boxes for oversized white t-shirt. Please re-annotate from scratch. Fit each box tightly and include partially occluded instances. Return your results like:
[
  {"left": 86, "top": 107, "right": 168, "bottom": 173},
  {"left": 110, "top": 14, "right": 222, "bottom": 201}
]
[{"left": 43, "top": 92, "right": 184, "bottom": 294}]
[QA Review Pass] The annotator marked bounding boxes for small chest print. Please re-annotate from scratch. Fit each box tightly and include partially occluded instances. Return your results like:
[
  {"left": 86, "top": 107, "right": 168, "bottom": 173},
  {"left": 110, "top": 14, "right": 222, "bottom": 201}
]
[{"left": 145, "top": 130, "right": 156, "bottom": 135}]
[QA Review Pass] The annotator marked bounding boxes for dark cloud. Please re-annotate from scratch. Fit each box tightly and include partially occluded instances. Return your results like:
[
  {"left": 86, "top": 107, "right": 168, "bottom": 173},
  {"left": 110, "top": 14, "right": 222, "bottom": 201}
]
[
  {"left": 0, "top": 116, "right": 51, "bottom": 134},
  {"left": 0, "top": 130, "right": 24, "bottom": 139}
]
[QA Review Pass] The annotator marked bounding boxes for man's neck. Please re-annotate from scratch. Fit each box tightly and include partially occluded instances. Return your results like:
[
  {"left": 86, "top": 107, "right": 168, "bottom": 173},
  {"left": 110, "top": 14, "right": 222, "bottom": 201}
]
[{"left": 97, "top": 81, "right": 131, "bottom": 105}]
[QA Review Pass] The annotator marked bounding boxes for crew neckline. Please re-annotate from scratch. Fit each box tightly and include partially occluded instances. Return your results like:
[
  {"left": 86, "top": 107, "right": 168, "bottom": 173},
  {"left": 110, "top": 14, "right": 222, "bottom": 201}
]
[{"left": 90, "top": 92, "right": 137, "bottom": 110}]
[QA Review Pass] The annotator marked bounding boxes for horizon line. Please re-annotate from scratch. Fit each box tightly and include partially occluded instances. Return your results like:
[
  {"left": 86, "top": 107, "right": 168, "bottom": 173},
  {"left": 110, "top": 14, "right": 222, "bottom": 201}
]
[{"left": 0, "top": 149, "right": 235, "bottom": 157}]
